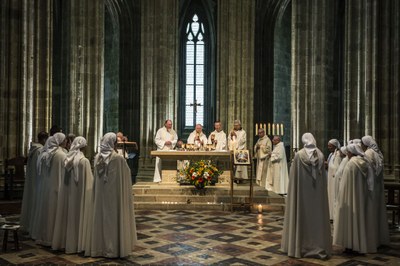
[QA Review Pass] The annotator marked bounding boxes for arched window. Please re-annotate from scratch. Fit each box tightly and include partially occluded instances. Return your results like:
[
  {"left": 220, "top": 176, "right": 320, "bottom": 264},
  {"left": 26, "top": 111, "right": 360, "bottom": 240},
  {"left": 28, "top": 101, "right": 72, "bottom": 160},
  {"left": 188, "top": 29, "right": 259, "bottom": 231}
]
[
  {"left": 185, "top": 14, "right": 205, "bottom": 127},
  {"left": 179, "top": 0, "right": 216, "bottom": 140}
]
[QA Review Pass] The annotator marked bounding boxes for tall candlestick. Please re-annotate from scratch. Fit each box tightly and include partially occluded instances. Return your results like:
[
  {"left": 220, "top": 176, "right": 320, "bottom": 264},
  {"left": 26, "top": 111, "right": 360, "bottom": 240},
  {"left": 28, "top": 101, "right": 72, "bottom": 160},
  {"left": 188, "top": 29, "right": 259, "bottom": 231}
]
[
  {"left": 255, "top": 123, "right": 258, "bottom": 135},
  {"left": 263, "top": 123, "right": 266, "bottom": 133},
  {"left": 272, "top": 124, "right": 275, "bottom": 136},
  {"left": 277, "top": 123, "right": 280, "bottom": 135},
  {"left": 268, "top": 123, "right": 271, "bottom": 135},
  {"left": 281, "top": 123, "right": 284, "bottom": 135}
]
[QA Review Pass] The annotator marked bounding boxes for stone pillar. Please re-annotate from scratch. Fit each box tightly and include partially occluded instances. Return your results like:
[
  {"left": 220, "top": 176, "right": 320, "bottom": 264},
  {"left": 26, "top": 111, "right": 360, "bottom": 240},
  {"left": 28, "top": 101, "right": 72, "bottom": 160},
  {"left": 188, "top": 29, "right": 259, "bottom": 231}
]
[
  {"left": 0, "top": 0, "right": 53, "bottom": 161},
  {"left": 378, "top": 0, "right": 400, "bottom": 180},
  {"left": 140, "top": 0, "right": 179, "bottom": 161},
  {"left": 217, "top": 0, "right": 255, "bottom": 138},
  {"left": 343, "top": 0, "right": 378, "bottom": 141},
  {"left": 291, "top": 0, "right": 339, "bottom": 151},
  {"left": 54, "top": 0, "right": 104, "bottom": 159}
]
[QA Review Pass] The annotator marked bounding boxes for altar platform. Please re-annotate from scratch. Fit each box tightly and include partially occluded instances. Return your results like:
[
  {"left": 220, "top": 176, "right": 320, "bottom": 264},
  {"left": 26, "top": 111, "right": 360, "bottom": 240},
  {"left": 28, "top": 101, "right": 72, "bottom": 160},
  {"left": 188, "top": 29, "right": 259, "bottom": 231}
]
[{"left": 132, "top": 182, "right": 285, "bottom": 212}]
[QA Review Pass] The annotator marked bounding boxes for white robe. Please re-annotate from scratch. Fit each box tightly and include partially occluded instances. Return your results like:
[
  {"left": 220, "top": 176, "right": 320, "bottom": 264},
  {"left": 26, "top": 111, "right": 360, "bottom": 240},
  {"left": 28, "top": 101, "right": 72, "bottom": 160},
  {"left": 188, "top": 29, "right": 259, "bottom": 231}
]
[
  {"left": 333, "top": 156, "right": 376, "bottom": 253},
  {"left": 187, "top": 130, "right": 208, "bottom": 147},
  {"left": 20, "top": 143, "right": 42, "bottom": 234},
  {"left": 253, "top": 136, "right": 271, "bottom": 188},
  {"left": 228, "top": 129, "right": 248, "bottom": 179},
  {"left": 207, "top": 130, "right": 227, "bottom": 150},
  {"left": 364, "top": 149, "right": 390, "bottom": 247},
  {"left": 281, "top": 148, "right": 331, "bottom": 259},
  {"left": 51, "top": 157, "right": 94, "bottom": 254},
  {"left": 327, "top": 150, "right": 342, "bottom": 219},
  {"left": 153, "top": 127, "right": 178, "bottom": 182},
  {"left": 267, "top": 142, "right": 289, "bottom": 194},
  {"left": 90, "top": 152, "right": 137, "bottom": 258},
  {"left": 35, "top": 147, "right": 66, "bottom": 246}
]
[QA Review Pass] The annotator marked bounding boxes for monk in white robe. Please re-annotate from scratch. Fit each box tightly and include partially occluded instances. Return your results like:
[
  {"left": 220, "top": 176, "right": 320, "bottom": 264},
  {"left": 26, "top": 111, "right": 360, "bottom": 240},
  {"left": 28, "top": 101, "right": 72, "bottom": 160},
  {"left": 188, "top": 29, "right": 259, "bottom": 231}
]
[
  {"left": 153, "top": 120, "right": 178, "bottom": 183},
  {"left": 361, "top": 136, "right": 390, "bottom": 248},
  {"left": 333, "top": 144, "right": 376, "bottom": 254},
  {"left": 326, "top": 139, "right": 342, "bottom": 220},
  {"left": 34, "top": 133, "right": 67, "bottom": 246},
  {"left": 267, "top": 136, "right": 289, "bottom": 194},
  {"left": 20, "top": 131, "right": 48, "bottom": 234},
  {"left": 90, "top": 132, "right": 137, "bottom": 258},
  {"left": 187, "top": 124, "right": 208, "bottom": 148},
  {"left": 281, "top": 133, "right": 331, "bottom": 259},
  {"left": 333, "top": 146, "right": 349, "bottom": 215},
  {"left": 228, "top": 120, "right": 248, "bottom": 179},
  {"left": 253, "top": 128, "right": 271, "bottom": 188},
  {"left": 207, "top": 121, "right": 227, "bottom": 150},
  {"left": 52, "top": 137, "right": 94, "bottom": 254}
]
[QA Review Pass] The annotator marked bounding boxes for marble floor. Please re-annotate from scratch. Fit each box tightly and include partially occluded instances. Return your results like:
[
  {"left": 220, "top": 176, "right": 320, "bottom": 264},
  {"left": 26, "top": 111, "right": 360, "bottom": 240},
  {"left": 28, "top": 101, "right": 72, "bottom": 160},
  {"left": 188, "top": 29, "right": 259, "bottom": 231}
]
[{"left": 0, "top": 209, "right": 399, "bottom": 265}]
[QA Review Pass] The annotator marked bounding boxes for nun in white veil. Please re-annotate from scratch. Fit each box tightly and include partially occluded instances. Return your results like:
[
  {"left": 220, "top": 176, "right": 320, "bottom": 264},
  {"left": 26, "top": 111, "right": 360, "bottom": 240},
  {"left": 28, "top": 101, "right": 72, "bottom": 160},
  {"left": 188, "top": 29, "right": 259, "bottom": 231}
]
[
  {"left": 281, "top": 133, "right": 331, "bottom": 259},
  {"left": 52, "top": 137, "right": 94, "bottom": 254},
  {"left": 89, "top": 132, "right": 137, "bottom": 258}
]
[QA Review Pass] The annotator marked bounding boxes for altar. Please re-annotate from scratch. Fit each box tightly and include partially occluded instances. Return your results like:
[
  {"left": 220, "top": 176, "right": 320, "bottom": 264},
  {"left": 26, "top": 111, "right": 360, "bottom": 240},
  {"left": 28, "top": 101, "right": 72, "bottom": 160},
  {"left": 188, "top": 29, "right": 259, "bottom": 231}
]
[{"left": 150, "top": 150, "right": 233, "bottom": 185}]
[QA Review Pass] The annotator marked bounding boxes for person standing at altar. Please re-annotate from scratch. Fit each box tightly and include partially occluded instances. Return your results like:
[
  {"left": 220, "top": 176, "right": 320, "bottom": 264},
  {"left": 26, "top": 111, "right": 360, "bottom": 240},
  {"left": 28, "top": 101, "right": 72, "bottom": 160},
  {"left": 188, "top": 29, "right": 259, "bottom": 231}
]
[
  {"left": 267, "top": 135, "right": 289, "bottom": 194},
  {"left": 207, "top": 120, "right": 227, "bottom": 150},
  {"left": 326, "top": 139, "right": 342, "bottom": 220},
  {"left": 253, "top": 128, "right": 271, "bottom": 187},
  {"left": 188, "top": 124, "right": 208, "bottom": 149},
  {"left": 281, "top": 133, "right": 331, "bottom": 259},
  {"left": 153, "top": 119, "right": 178, "bottom": 183},
  {"left": 20, "top": 131, "right": 49, "bottom": 235},
  {"left": 90, "top": 132, "right": 137, "bottom": 258},
  {"left": 228, "top": 120, "right": 248, "bottom": 181}
]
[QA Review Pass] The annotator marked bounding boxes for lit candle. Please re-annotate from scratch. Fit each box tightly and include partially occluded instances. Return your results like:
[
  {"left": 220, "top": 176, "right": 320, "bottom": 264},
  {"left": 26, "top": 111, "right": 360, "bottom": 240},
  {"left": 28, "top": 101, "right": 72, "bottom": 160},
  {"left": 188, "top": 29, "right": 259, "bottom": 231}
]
[
  {"left": 263, "top": 123, "right": 266, "bottom": 133},
  {"left": 277, "top": 124, "right": 280, "bottom": 135},
  {"left": 255, "top": 123, "right": 258, "bottom": 135},
  {"left": 258, "top": 204, "right": 263, "bottom": 213},
  {"left": 268, "top": 123, "right": 271, "bottom": 135},
  {"left": 281, "top": 123, "right": 284, "bottom": 135},
  {"left": 272, "top": 124, "right": 275, "bottom": 136}
]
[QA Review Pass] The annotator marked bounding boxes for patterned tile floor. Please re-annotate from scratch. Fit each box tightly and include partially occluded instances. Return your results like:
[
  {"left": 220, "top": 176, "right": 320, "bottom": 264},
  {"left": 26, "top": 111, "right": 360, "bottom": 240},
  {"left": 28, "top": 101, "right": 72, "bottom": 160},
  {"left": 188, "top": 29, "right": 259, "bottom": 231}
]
[{"left": 0, "top": 210, "right": 399, "bottom": 265}]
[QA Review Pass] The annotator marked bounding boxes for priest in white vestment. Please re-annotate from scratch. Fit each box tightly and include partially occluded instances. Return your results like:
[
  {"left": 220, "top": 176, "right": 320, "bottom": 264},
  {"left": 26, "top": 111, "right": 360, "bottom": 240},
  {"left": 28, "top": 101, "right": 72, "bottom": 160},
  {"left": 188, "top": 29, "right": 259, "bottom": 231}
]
[
  {"left": 361, "top": 136, "right": 390, "bottom": 248},
  {"left": 267, "top": 136, "right": 289, "bottom": 194},
  {"left": 333, "top": 144, "right": 377, "bottom": 254},
  {"left": 228, "top": 120, "right": 248, "bottom": 180},
  {"left": 153, "top": 120, "right": 178, "bottom": 183},
  {"left": 187, "top": 124, "right": 208, "bottom": 148},
  {"left": 326, "top": 139, "right": 342, "bottom": 220},
  {"left": 281, "top": 133, "right": 331, "bottom": 259},
  {"left": 20, "top": 131, "right": 48, "bottom": 234},
  {"left": 90, "top": 132, "right": 137, "bottom": 258},
  {"left": 207, "top": 121, "right": 227, "bottom": 150},
  {"left": 52, "top": 137, "right": 94, "bottom": 254},
  {"left": 34, "top": 133, "right": 67, "bottom": 246},
  {"left": 253, "top": 128, "right": 271, "bottom": 188}
]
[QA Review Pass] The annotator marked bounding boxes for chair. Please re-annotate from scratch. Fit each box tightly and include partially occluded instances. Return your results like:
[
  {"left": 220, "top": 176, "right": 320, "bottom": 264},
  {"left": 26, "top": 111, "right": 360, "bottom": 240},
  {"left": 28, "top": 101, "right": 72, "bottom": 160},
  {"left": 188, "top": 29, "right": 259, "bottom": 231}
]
[
  {"left": 4, "top": 156, "right": 27, "bottom": 200},
  {"left": 384, "top": 182, "right": 400, "bottom": 226}
]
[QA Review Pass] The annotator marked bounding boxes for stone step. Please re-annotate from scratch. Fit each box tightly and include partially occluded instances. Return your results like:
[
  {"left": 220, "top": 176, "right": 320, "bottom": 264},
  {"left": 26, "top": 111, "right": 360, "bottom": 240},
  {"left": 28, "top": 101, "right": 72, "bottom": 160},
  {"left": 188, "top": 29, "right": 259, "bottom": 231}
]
[
  {"left": 134, "top": 202, "right": 285, "bottom": 212},
  {"left": 133, "top": 194, "right": 281, "bottom": 204}
]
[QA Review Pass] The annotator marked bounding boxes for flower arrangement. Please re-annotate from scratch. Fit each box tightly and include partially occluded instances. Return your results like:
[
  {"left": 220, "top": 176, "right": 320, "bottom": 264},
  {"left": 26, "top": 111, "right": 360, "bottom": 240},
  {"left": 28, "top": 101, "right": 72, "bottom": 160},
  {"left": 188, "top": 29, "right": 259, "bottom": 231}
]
[{"left": 184, "top": 160, "right": 223, "bottom": 189}]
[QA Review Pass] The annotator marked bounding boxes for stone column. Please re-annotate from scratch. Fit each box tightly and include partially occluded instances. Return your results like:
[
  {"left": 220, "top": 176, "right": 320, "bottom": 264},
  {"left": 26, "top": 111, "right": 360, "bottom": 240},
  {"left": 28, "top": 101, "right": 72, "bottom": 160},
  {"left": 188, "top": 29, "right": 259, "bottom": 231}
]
[
  {"left": 217, "top": 0, "right": 255, "bottom": 138},
  {"left": 140, "top": 0, "right": 179, "bottom": 161},
  {"left": 0, "top": 0, "right": 53, "bottom": 161},
  {"left": 343, "top": 0, "right": 378, "bottom": 141},
  {"left": 291, "top": 0, "right": 339, "bottom": 151},
  {"left": 378, "top": 0, "right": 400, "bottom": 180},
  {"left": 54, "top": 0, "right": 104, "bottom": 159}
]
